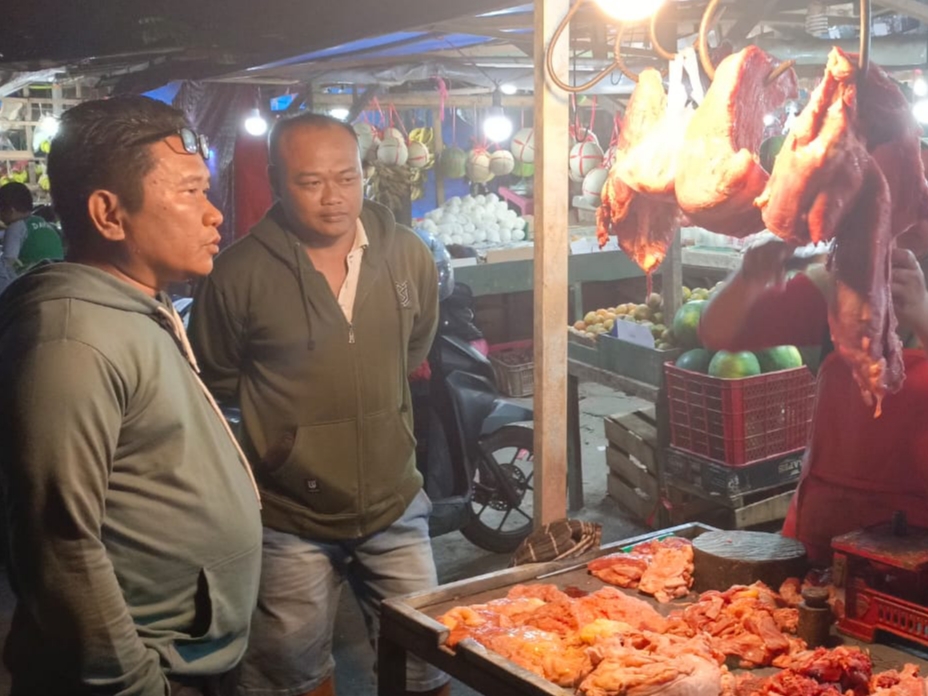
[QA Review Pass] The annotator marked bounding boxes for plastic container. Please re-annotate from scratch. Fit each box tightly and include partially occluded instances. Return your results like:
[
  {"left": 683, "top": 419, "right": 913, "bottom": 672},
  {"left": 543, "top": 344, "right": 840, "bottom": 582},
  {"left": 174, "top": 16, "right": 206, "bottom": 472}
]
[
  {"left": 488, "top": 340, "right": 534, "bottom": 398},
  {"left": 663, "top": 362, "right": 816, "bottom": 467}
]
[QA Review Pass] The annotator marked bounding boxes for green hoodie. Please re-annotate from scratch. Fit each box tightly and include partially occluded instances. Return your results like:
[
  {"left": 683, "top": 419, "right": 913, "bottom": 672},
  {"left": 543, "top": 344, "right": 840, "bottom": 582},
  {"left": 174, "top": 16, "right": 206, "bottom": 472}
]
[
  {"left": 0, "top": 264, "right": 263, "bottom": 696},
  {"left": 189, "top": 201, "right": 438, "bottom": 541}
]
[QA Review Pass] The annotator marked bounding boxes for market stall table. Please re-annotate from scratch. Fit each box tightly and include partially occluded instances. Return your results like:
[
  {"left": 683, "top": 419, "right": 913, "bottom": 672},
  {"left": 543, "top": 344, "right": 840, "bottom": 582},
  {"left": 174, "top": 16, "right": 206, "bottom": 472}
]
[{"left": 378, "top": 524, "right": 928, "bottom": 695}]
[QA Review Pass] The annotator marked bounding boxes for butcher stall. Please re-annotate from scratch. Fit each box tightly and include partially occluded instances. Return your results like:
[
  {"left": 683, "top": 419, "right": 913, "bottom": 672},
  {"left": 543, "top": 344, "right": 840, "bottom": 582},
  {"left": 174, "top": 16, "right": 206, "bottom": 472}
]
[{"left": 379, "top": 524, "right": 928, "bottom": 695}]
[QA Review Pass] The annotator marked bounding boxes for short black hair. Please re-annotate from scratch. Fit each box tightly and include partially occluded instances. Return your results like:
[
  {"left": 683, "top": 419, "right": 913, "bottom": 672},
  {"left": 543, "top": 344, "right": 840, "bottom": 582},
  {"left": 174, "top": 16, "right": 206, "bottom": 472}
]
[
  {"left": 47, "top": 95, "right": 189, "bottom": 251},
  {"left": 0, "top": 182, "right": 33, "bottom": 214},
  {"left": 267, "top": 112, "right": 358, "bottom": 168}
]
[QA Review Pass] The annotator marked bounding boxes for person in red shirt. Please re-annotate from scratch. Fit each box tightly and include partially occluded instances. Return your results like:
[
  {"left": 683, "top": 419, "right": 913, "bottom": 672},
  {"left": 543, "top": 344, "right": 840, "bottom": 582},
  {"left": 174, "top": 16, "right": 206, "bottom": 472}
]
[{"left": 700, "top": 225, "right": 928, "bottom": 565}]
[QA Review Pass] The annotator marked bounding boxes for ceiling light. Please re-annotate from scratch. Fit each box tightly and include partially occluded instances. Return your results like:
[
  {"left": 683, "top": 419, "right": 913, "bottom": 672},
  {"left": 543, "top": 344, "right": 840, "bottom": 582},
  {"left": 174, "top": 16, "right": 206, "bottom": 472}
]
[
  {"left": 914, "top": 78, "right": 928, "bottom": 98},
  {"left": 244, "top": 109, "right": 268, "bottom": 137},
  {"left": 329, "top": 107, "right": 350, "bottom": 121},
  {"left": 499, "top": 83, "right": 518, "bottom": 96},
  {"left": 593, "top": 0, "right": 665, "bottom": 22},
  {"left": 913, "top": 99, "right": 928, "bottom": 124}
]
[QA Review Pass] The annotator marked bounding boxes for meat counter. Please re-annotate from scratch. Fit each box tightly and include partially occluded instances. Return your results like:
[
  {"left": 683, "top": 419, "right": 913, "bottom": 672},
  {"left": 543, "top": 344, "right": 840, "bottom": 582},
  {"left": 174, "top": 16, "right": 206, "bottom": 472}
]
[{"left": 378, "top": 523, "right": 928, "bottom": 696}]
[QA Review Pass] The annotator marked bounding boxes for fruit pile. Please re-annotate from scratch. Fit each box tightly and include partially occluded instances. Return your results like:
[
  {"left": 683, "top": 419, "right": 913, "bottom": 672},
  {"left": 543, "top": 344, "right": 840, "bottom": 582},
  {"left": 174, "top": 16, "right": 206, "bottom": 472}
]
[
  {"left": 568, "top": 284, "right": 722, "bottom": 350},
  {"left": 676, "top": 344, "right": 804, "bottom": 378}
]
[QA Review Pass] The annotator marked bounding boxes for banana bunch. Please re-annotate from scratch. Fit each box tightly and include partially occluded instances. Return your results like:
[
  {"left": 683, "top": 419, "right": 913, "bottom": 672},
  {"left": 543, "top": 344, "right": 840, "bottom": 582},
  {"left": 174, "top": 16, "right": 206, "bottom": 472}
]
[
  {"left": 407, "top": 127, "right": 435, "bottom": 201},
  {"left": 369, "top": 162, "right": 414, "bottom": 213}
]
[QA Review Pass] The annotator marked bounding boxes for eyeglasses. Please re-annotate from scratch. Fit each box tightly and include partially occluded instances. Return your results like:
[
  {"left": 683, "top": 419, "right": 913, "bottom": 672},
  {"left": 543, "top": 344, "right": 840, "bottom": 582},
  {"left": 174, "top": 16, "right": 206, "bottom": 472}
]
[{"left": 129, "top": 127, "right": 210, "bottom": 160}]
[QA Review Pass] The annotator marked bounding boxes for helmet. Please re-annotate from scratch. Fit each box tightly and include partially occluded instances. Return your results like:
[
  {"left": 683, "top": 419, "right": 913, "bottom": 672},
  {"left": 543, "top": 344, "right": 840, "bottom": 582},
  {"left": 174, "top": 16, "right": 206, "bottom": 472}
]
[{"left": 414, "top": 228, "right": 455, "bottom": 301}]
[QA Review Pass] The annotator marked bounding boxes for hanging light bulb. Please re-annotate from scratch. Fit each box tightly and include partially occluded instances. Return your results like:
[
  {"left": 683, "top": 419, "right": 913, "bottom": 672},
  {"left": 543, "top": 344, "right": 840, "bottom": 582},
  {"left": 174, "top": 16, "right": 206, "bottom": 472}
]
[
  {"left": 244, "top": 109, "right": 268, "bottom": 137},
  {"left": 329, "top": 107, "right": 350, "bottom": 121},
  {"left": 499, "top": 83, "right": 519, "bottom": 96},
  {"left": 593, "top": 0, "right": 665, "bottom": 22},
  {"left": 483, "top": 91, "right": 514, "bottom": 143}
]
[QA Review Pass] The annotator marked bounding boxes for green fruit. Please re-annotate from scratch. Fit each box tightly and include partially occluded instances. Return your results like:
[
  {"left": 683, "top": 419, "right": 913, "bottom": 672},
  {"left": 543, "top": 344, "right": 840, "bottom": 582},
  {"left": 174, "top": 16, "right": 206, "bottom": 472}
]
[
  {"left": 650, "top": 323, "right": 666, "bottom": 338},
  {"left": 633, "top": 305, "right": 652, "bottom": 321},
  {"left": 652, "top": 311, "right": 664, "bottom": 324},
  {"left": 512, "top": 160, "right": 535, "bottom": 178},
  {"left": 675, "top": 348, "right": 714, "bottom": 373},
  {"left": 671, "top": 300, "right": 706, "bottom": 350},
  {"left": 647, "top": 292, "right": 662, "bottom": 309},
  {"left": 759, "top": 134, "right": 787, "bottom": 174},
  {"left": 438, "top": 147, "right": 467, "bottom": 179},
  {"left": 708, "top": 351, "right": 762, "bottom": 379},
  {"left": 755, "top": 345, "right": 803, "bottom": 373}
]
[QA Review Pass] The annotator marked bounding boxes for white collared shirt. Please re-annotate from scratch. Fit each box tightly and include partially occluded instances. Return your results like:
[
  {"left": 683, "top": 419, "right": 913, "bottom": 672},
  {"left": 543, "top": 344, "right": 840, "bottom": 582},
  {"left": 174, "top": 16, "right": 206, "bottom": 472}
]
[{"left": 336, "top": 220, "right": 369, "bottom": 323}]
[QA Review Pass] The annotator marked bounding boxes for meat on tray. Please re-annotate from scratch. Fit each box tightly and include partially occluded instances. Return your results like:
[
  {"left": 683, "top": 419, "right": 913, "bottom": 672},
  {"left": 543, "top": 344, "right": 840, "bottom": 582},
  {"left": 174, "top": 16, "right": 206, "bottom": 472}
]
[
  {"left": 756, "top": 48, "right": 915, "bottom": 413},
  {"left": 724, "top": 646, "right": 926, "bottom": 696},
  {"left": 675, "top": 46, "right": 797, "bottom": 238},
  {"left": 436, "top": 575, "right": 923, "bottom": 695},
  {"left": 588, "top": 536, "right": 694, "bottom": 603},
  {"left": 597, "top": 68, "right": 681, "bottom": 279},
  {"left": 677, "top": 582, "right": 803, "bottom": 669}
]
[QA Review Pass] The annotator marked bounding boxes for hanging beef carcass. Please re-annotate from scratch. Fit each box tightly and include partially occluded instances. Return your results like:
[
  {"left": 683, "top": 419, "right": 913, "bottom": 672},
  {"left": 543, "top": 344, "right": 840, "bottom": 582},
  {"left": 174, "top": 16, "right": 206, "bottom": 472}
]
[
  {"left": 756, "top": 48, "right": 919, "bottom": 413},
  {"left": 597, "top": 69, "right": 681, "bottom": 277},
  {"left": 675, "top": 46, "right": 798, "bottom": 237}
]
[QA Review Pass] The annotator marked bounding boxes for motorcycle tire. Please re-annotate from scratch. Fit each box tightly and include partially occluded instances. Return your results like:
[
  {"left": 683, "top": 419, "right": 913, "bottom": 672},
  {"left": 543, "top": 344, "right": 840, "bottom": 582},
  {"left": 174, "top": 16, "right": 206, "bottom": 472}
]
[{"left": 461, "top": 424, "right": 535, "bottom": 554}]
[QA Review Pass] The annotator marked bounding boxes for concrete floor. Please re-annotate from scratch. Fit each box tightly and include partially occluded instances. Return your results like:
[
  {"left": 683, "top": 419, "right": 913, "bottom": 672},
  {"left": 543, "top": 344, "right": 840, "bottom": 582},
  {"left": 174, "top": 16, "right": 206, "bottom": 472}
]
[{"left": 0, "top": 382, "right": 649, "bottom": 696}]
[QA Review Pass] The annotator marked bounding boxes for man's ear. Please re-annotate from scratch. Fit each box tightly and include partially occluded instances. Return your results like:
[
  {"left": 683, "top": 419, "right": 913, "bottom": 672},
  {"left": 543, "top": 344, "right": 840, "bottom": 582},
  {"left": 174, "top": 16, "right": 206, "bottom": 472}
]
[
  {"left": 87, "top": 190, "right": 128, "bottom": 242},
  {"left": 268, "top": 165, "right": 281, "bottom": 200}
]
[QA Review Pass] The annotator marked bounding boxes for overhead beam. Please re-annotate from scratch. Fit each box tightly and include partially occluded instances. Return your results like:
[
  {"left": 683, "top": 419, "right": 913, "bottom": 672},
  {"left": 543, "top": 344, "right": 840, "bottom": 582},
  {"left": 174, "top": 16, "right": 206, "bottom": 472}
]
[
  {"left": 725, "top": 0, "right": 782, "bottom": 43},
  {"left": 872, "top": 0, "right": 928, "bottom": 23}
]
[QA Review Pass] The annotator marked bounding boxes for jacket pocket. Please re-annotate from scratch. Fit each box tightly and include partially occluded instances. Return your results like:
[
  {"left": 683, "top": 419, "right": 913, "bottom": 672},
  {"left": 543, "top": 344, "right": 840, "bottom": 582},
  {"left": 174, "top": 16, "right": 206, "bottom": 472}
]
[
  {"left": 360, "top": 407, "right": 417, "bottom": 507},
  {"left": 166, "top": 543, "right": 262, "bottom": 666},
  {"left": 267, "top": 419, "right": 360, "bottom": 517}
]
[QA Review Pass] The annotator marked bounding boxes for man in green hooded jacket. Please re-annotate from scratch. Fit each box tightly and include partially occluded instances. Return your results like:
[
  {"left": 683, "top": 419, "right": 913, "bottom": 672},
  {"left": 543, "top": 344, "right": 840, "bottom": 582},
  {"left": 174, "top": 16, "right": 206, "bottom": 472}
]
[{"left": 189, "top": 113, "right": 444, "bottom": 696}]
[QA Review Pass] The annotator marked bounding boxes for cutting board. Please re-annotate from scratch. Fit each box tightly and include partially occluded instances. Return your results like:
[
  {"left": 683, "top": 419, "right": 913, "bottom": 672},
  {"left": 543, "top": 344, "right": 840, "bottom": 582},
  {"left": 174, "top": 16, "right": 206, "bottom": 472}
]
[{"left": 692, "top": 530, "right": 808, "bottom": 593}]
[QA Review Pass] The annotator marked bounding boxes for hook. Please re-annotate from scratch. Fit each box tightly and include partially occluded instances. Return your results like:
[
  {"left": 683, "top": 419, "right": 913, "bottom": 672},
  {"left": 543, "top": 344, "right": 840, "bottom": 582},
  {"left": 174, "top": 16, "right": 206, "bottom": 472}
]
[
  {"left": 545, "top": 0, "right": 627, "bottom": 93},
  {"left": 859, "top": 0, "right": 871, "bottom": 79},
  {"left": 649, "top": 6, "right": 676, "bottom": 62},
  {"left": 697, "top": 0, "right": 724, "bottom": 81},
  {"left": 766, "top": 59, "right": 796, "bottom": 86}
]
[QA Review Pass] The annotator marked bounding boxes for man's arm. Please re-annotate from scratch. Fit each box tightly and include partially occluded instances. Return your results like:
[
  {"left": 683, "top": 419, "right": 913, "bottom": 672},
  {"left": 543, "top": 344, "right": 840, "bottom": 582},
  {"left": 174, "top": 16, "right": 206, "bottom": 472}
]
[
  {"left": 2, "top": 219, "right": 26, "bottom": 270},
  {"left": 408, "top": 244, "right": 439, "bottom": 371},
  {"left": 891, "top": 248, "right": 928, "bottom": 352},
  {"left": 1, "top": 341, "right": 168, "bottom": 696},
  {"left": 188, "top": 275, "right": 244, "bottom": 404}
]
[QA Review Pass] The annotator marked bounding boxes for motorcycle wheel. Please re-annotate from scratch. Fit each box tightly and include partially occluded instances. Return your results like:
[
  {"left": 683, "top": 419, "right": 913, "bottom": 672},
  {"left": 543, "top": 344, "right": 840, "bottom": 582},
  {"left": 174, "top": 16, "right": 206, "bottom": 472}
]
[{"left": 461, "top": 425, "right": 534, "bottom": 554}]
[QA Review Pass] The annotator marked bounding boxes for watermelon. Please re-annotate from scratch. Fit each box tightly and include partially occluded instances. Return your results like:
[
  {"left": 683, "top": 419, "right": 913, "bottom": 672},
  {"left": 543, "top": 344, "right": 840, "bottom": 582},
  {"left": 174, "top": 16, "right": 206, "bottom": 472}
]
[
  {"left": 675, "top": 349, "right": 713, "bottom": 374},
  {"left": 671, "top": 300, "right": 706, "bottom": 350},
  {"left": 755, "top": 345, "right": 803, "bottom": 373},
  {"left": 708, "top": 351, "right": 762, "bottom": 379}
]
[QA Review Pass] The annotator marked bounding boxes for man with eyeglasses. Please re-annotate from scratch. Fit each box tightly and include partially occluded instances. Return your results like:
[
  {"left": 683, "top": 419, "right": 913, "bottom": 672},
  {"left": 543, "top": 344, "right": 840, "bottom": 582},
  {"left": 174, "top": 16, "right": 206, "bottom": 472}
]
[{"left": 0, "top": 95, "right": 262, "bottom": 696}]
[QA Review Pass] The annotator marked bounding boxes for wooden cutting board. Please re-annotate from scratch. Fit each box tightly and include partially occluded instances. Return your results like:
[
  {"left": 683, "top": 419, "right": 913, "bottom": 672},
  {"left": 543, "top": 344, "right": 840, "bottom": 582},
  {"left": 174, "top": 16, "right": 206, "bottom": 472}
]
[{"left": 692, "top": 530, "right": 808, "bottom": 593}]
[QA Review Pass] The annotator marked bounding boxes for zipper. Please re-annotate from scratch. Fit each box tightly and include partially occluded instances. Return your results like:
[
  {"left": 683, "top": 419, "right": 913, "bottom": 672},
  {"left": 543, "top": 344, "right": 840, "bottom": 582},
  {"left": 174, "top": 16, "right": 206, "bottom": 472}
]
[{"left": 348, "top": 323, "right": 355, "bottom": 344}]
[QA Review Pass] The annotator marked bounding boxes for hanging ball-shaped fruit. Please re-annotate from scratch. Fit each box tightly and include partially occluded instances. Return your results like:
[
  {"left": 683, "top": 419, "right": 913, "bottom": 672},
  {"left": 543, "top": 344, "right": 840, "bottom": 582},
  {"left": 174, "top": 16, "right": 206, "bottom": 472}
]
[
  {"left": 489, "top": 150, "right": 515, "bottom": 176},
  {"left": 510, "top": 127, "right": 535, "bottom": 164},
  {"left": 438, "top": 147, "right": 468, "bottom": 179},
  {"left": 466, "top": 149, "right": 494, "bottom": 184},
  {"left": 407, "top": 141, "right": 431, "bottom": 169},
  {"left": 377, "top": 137, "right": 409, "bottom": 167}
]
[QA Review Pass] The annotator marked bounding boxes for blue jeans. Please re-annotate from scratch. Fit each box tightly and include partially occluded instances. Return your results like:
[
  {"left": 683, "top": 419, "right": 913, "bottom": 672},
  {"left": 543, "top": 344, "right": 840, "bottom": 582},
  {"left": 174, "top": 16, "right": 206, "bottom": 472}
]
[{"left": 236, "top": 490, "right": 448, "bottom": 695}]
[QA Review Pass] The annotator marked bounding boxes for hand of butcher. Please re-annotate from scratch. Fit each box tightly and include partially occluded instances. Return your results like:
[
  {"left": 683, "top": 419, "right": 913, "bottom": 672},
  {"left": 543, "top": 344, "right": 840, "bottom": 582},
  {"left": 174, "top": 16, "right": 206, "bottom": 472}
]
[
  {"left": 891, "top": 247, "right": 928, "bottom": 345},
  {"left": 740, "top": 239, "right": 793, "bottom": 287}
]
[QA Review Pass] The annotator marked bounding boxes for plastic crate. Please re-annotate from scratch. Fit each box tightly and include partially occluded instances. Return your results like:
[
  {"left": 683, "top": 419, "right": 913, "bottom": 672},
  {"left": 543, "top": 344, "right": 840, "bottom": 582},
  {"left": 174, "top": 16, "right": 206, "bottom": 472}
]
[
  {"left": 488, "top": 340, "right": 534, "bottom": 398},
  {"left": 663, "top": 362, "right": 816, "bottom": 467}
]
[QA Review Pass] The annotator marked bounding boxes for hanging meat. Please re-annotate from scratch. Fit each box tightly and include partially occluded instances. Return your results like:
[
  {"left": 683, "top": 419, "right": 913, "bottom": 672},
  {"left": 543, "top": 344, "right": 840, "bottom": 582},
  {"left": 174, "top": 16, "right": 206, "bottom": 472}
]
[
  {"left": 615, "top": 58, "right": 693, "bottom": 201},
  {"left": 756, "top": 48, "right": 915, "bottom": 413},
  {"left": 597, "top": 69, "right": 681, "bottom": 277},
  {"left": 675, "top": 46, "right": 798, "bottom": 237}
]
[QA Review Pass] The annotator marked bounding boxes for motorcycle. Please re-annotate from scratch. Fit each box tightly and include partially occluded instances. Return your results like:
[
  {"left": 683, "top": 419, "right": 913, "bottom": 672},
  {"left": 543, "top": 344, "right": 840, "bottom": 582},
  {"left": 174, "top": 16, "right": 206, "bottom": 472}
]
[{"left": 412, "top": 290, "right": 535, "bottom": 553}]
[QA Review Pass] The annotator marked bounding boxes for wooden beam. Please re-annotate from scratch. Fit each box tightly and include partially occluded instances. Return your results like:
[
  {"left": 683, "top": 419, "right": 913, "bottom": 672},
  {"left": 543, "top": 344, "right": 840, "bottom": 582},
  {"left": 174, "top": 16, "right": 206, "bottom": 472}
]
[
  {"left": 533, "top": 0, "right": 570, "bottom": 526},
  {"left": 312, "top": 93, "right": 536, "bottom": 109},
  {"left": 872, "top": 0, "right": 928, "bottom": 23}
]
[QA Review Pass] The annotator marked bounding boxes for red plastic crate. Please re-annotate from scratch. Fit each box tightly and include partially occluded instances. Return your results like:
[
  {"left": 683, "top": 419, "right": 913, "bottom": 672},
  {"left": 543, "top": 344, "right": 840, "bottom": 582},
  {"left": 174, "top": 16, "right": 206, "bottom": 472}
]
[{"left": 663, "top": 362, "right": 816, "bottom": 467}]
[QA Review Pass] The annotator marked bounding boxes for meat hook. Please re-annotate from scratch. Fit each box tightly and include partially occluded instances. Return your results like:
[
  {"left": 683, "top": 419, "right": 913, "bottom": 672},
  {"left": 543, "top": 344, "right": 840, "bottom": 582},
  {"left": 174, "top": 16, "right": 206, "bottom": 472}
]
[
  {"left": 765, "top": 59, "right": 797, "bottom": 86},
  {"left": 859, "top": 0, "right": 871, "bottom": 79},
  {"left": 697, "top": 0, "right": 725, "bottom": 81},
  {"left": 545, "top": 0, "right": 627, "bottom": 93}
]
